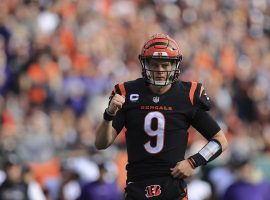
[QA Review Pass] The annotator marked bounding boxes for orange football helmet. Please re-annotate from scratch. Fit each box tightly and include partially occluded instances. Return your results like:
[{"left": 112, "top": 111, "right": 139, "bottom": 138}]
[{"left": 138, "top": 34, "right": 182, "bottom": 86}]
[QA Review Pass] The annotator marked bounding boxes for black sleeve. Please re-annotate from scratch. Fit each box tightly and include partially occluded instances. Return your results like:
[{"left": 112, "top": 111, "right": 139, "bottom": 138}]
[{"left": 190, "top": 109, "right": 221, "bottom": 140}]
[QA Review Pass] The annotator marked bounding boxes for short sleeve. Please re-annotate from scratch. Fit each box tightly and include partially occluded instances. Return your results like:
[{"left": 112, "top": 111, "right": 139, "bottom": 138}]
[
  {"left": 189, "top": 82, "right": 219, "bottom": 139},
  {"left": 190, "top": 109, "right": 221, "bottom": 140}
]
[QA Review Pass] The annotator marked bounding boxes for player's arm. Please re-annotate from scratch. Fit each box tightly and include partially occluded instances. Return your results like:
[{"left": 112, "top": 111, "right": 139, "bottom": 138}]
[
  {"left": 187, "top": 109, "right": 228, "bottom": 168},
  {"left": 95, "top": 94, "right": 125, "bottom": 150},
  {"left": 171, "top": 110, "right": 228, "bottom": 179},
  {"left": 211, "top": 129, "right": 228, "bottom": 152},
  {"left": 186, "top": 82, "right": 228, "bottom": 167},
  {"left": 95, "top": 120, "right": 118, "bottom": 150},
  {"left": 171, "top": 83, "right": 228, "bottom": 178}
]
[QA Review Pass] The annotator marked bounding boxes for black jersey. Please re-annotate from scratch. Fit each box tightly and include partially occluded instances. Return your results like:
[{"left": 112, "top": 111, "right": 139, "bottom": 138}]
[{"left": 111, "top": 78, "right": 220, "bottom": 182}]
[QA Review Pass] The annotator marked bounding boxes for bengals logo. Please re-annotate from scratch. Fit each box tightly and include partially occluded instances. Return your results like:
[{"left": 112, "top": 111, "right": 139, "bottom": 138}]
[{"left": 145, "top": 185, "right": 161, "bottom": 198}]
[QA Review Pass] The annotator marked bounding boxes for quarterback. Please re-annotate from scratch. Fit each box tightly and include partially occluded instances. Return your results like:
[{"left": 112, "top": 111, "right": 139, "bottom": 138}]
[{"left": 95, "top": 34, "right": 228, "bottom": 200}]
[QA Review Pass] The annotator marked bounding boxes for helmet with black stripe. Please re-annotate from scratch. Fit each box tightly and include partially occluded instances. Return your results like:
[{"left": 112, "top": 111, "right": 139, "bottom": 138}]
[{"left": 138, "top": 34, "right": 182, "bottom": 86}]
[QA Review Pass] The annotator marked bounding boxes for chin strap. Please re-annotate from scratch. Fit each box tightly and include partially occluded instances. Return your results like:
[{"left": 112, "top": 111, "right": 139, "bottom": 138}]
[{"left": 188, "top": 139, "right": 222, "bottom": 169}]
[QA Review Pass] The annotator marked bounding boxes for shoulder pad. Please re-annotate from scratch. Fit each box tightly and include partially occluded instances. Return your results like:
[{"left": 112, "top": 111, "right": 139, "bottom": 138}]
[{"left": 189, "top": 82, "right": 211, "bottom": 111}]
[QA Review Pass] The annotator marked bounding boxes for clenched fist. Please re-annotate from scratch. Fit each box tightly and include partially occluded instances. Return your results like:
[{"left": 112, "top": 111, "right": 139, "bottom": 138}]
[
  {"left": 107, "top": 94, "right": 125, "bottom": 115},
  {"left": 170, "top": 159, "right": 195, "bottom": 179}
]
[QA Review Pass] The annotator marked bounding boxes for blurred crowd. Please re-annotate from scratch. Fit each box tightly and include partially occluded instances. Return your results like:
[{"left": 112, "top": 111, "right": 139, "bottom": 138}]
[{"left": 0, "top": 0, "right": 270, "bottom": 199}]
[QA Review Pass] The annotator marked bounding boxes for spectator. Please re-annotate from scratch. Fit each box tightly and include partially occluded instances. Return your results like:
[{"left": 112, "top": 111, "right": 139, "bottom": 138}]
[
  {"left": 78, "top": 163, "right": 122, "bottom": 200},
  {"left": 223, "top": 154, "right": 270, "bottom": 200},
  {"left": 0, "top": 157, "right": 45, "bottom": 200}
]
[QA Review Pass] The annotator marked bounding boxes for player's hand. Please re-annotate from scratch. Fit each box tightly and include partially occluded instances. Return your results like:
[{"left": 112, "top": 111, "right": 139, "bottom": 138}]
[
  {"left": 170, "top": 159, "right": 195, "bottom": 179},
  {"left": 107, "top": 94, "right": 125, "bottom": 115}
]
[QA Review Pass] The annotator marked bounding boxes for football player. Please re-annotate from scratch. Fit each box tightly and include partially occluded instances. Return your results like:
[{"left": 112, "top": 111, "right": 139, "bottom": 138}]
[{"left": 95, "top": 34, "right": 228, "bottom": 200}]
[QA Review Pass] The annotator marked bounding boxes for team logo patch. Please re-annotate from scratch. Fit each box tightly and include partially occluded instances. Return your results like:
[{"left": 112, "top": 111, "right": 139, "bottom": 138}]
[
  {"left": 145, "top": 185, "right": 161, "bottom": 198},
  {"left": 153, "top": 96, "right": 159, "bottom": 103},
  {"left": 130, "top": 94, "right": 139, "bottom": 102}
]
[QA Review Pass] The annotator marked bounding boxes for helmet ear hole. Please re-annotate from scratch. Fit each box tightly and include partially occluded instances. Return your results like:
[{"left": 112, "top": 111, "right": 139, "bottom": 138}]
[
  {"left": 174, "top": 69, "right": 180, "bottom": 80},
  {"left": 141, "top": 71, "right": 146, "bottom": 78},
  {"left": 180, "top": 55, "right": 183, "bottom": 62}
]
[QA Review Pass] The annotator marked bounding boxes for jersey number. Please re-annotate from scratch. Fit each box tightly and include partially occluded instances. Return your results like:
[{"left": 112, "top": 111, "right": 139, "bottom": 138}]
[{"left": 144, "top": 112, "right": 165, "bottom": 154}]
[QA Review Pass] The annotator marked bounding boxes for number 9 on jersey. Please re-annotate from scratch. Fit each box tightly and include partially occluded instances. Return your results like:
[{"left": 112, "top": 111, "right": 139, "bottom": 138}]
[{"left": 144, "top": 111, "right": 165, "bottom": 154}]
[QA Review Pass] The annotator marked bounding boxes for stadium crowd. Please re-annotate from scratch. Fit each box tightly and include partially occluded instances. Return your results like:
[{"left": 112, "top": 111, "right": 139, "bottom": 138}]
[{"left": 0, "top": 0, "right": 270, "bottom": 199}]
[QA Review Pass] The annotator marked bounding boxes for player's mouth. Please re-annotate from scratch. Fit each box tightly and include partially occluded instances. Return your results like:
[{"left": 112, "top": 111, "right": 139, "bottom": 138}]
[{"left": 155, "top": 77, "right": 166, "bottom": 81}]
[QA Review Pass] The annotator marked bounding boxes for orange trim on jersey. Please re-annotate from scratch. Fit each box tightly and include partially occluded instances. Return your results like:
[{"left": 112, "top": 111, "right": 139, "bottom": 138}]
[
  {"left": 120, "top": 127, "right": 127, "bottom": 134},
  {"left": 199, "top": 85, "right": 205, "bottom": 97},
  {"left": 187, "top": 158, "right": 195, "bottom": 169},
  {"left": 189, "top": 82, "right": 198, "bottom": 105},
  {"left": 119, "top": 83, "right": 126, "bottom": 97}
]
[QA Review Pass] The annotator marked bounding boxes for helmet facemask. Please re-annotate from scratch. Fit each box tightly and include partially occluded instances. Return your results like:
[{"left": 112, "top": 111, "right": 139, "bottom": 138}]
[
  {"left": 139, "top": 57, "right": 181, "bottom": 87},
  {"left": 138, "top": 34, "right": 182, "bottom": 87}
]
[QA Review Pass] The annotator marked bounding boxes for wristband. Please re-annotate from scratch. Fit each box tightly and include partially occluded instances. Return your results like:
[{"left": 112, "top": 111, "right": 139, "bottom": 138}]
[
  {"left": 187, "top": 158, "right": 195, "bottom": 169},
  {"left": 188, "top": 153, "right": 207, "bottom": 168},
  {"left": 188, "top": 139, "right": 222, "bottom": 168},
  {"left": 103, "top": 108, "right": 115, "bottom": 121}
]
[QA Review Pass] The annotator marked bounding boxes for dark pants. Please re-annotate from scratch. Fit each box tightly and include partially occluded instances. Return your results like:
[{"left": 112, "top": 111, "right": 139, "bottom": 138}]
[{"left": 125, "top": 176, "right": 188, "bottom": 200}]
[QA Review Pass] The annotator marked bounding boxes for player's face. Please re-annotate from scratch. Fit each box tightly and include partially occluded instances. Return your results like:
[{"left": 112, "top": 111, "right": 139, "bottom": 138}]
[{"left": 148, "top": 59, "right": 173, "bottom": 82}]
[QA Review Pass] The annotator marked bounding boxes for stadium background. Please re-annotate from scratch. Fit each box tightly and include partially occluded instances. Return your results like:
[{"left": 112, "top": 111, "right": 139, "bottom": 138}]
[{"left": 0, "top": 0, "right": 270, "bottom": 199}]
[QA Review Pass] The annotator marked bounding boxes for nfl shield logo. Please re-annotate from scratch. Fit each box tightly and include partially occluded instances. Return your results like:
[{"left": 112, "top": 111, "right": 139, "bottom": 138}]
[{"left": 153, "top": 96, "right": 159, "bottom": 103}]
